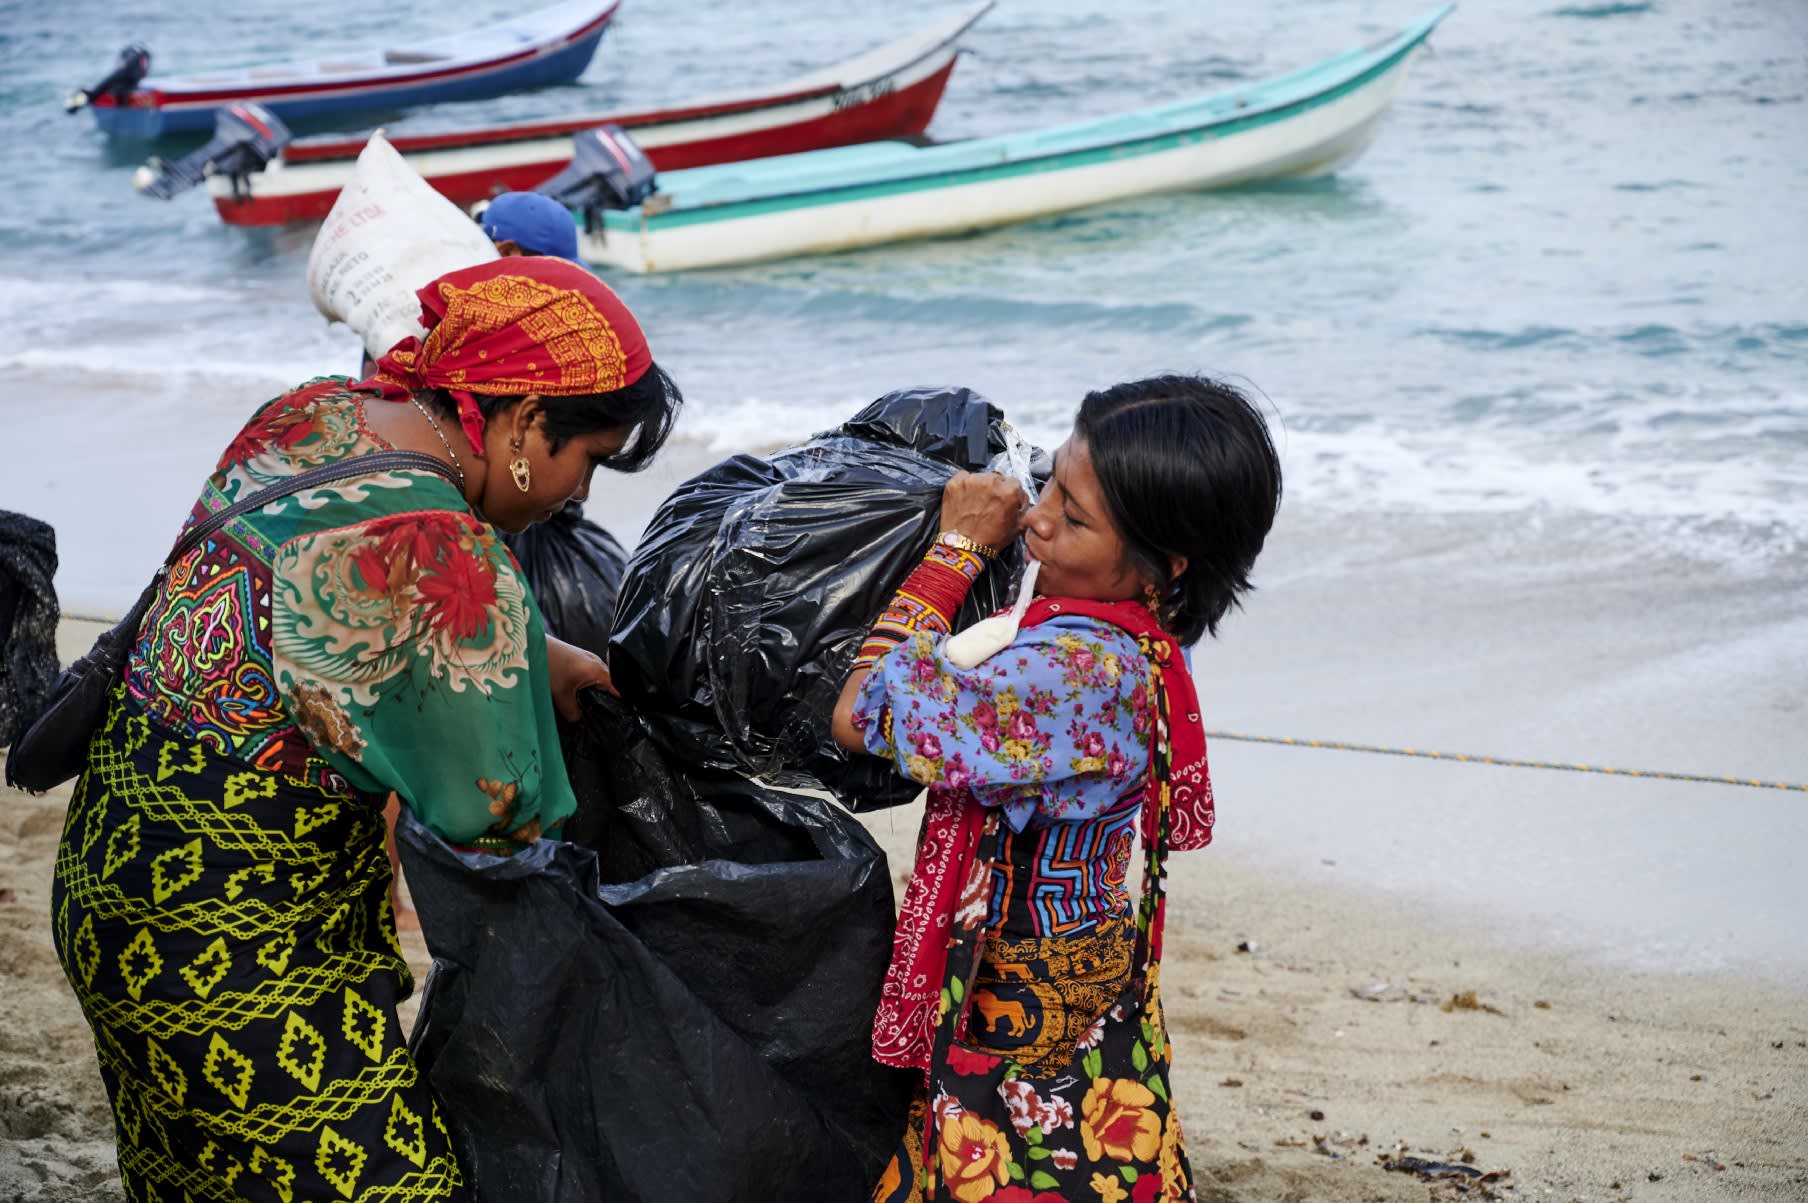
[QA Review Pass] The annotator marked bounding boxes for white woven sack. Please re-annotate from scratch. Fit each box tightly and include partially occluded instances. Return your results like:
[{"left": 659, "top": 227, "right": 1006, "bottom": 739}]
[{"left": 306, "top": 130, "right": 497, "bottom": 359}]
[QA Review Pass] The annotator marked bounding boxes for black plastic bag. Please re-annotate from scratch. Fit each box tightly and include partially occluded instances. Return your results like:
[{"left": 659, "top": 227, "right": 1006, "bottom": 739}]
[
  {"left": 501, "top": 502, "right": 627, "bottom": 657},
  {"left": 0, "top": 510, "right": 58, "bottom": 749},
  {"left": 608, "top": 387, "right": 1040, "bottom": 808},
  {"left": 398, "top": 693, "right": 912, "bottom": 1203}
]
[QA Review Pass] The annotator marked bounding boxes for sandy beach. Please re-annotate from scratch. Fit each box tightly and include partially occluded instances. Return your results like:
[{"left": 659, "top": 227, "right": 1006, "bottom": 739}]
[
  {"left": 5, "top": 757, "right": 1804, "bottom": 1201},
  {"left": 3, "top": 445, "right": 1804, "bottom": 1200}
]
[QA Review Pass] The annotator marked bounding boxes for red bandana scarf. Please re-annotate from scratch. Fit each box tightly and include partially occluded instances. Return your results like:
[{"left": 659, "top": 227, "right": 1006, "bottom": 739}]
[
  {"left": 870, "top": 597, "right": 1213, "bottom": 1075},
  {"left": 361, "top": 257, "right": 652, "bottom": 455}
]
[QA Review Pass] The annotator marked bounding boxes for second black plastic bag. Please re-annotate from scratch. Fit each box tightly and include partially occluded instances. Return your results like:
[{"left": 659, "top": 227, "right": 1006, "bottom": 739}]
[
  {"left": 398, "top": 692, "right": 912, "bottom": 1203},
  {"left": 608, "top": 386, "right": 1037, "bottom": 809},
  {"left": 0, "top": 510, "right": 59, "bottom": 749}
]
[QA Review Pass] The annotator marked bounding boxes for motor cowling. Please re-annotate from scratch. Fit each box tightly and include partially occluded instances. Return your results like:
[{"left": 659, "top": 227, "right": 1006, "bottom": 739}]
[
  {"left": 66, "top": 44, "right": 151, "bottom": 113},
  {"left": 533, "top": 124, "right": 658, "bottom": 234},
  {"left": 133, "top": 104, "right": 292, "bottom": 200}
]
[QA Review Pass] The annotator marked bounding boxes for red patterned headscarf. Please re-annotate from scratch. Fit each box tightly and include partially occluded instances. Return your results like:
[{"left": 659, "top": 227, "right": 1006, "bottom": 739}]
[{"left": 362, "top": 258, "right": 653, "bottom": 455}]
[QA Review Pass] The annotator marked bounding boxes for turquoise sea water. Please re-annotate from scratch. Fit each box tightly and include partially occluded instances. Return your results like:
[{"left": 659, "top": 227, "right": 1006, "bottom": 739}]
[{"left": 0, "top": 0, "right": 1803, "bottom": 598}]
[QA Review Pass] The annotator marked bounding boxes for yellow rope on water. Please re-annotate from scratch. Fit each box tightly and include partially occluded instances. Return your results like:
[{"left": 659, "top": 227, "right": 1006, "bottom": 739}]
[
  {"left": 1204, "top": 730, "right": 1808, "bottom": 793},
  {"left": 61, "top": 612, "right": 120, "bottom": 626}
]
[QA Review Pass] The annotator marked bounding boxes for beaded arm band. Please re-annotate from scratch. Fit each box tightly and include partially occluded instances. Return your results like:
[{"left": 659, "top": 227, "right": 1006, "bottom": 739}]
[{"left": 851, "top": 542, "right": 988, "bottom": 672}]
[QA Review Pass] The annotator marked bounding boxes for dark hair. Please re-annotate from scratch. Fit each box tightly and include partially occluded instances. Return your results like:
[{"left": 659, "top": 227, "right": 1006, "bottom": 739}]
[
  {"left": 1074, "top": 374, "right": 1282, "bottom": 645},
  {"left": 420, "top": 362, "right": 683, "bottom": 473}
]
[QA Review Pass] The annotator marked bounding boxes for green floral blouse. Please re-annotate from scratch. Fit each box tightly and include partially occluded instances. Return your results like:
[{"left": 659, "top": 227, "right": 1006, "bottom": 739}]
[{"left": 126, "top": 377, "right": 576, "bottom": 844}]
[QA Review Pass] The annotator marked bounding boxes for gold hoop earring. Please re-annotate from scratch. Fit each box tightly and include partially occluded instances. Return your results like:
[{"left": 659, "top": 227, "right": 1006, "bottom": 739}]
[{"left": 509, "top": 439, "right": 532, "bottom": 493}]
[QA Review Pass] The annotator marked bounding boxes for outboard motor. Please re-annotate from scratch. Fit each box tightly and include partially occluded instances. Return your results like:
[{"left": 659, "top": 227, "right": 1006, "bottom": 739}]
[
  {"left": 132, "top": 104, "right": 292, "bottom": 200},
  {"left": 66, "top": 44, "right": 151, "bottom": 113},
  {"left": 533, "top": 124, "right": 658, "bottom": 236}
]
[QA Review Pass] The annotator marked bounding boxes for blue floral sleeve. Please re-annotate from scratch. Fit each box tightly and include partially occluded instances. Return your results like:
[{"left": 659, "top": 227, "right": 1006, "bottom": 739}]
[{"left": 852, "top": 614, "right": 1153, "bottom": 831}]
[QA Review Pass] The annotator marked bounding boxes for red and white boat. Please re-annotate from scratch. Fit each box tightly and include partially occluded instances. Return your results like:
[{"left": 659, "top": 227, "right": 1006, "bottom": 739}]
[{"left": 201, "top": 2, "right": 993, "bottom": 227}]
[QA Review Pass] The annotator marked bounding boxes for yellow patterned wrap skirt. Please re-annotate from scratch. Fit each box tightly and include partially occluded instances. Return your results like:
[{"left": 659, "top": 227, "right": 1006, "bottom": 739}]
[{"left": 49, "top": 697, "right": 466, "bottom": 1202}]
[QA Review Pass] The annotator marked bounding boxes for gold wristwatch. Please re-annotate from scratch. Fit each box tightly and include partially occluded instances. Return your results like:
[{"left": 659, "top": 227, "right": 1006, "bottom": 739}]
[{"left": 936, "top": 530, "right": 1000, "bottom": 560}]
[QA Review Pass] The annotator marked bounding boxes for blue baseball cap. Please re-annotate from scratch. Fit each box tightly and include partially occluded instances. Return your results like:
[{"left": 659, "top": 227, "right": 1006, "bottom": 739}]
[{"left": 480, "top": 191, "right": 580, "bottom": 260}]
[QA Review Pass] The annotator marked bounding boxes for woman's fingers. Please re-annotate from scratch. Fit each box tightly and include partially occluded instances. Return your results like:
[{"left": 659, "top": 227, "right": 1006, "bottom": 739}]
[
  {"left": 545, "top": 635, "right": 614, "bottom": 721},
  {"left": 940, "top": 472, "right": 1027, "bottom": 550}
]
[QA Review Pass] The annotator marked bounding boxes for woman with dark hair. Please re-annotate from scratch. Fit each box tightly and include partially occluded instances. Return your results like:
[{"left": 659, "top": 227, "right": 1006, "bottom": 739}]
[
  {"left": 831, "top": 374, "right": 1281, "bottom": 1202},
  {"left": 49, "top": 257, "right": 680, "bottom": 1202}
]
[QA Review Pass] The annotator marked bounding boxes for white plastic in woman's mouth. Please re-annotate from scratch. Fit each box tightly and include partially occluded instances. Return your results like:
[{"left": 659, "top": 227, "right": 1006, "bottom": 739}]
[{"left": 944, "top": 559, "right": 1041, "bottom": 668}]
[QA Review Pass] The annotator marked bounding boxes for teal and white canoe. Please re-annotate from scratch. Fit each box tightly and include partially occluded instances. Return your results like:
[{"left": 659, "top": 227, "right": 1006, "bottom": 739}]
[{"left": 575, "top": 7, "right": 1452, "bottom": 273}]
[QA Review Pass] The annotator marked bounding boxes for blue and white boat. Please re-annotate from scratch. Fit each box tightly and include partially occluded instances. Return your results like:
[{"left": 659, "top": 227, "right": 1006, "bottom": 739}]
[
  {"left": 70, "top": 0, "right": 620, "bottom": 140},
  {"left": 577, "top": 7, "right": 1452, "bottom": 273}
]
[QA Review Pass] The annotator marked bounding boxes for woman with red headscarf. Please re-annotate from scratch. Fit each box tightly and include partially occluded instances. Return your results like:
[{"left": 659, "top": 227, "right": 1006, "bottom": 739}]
[
  {"left": 49, "top": 258, "right": 681, "bottom": 1202},
  {"left": 830, "top": 375, "right": 1281, "bottom": 1203}
]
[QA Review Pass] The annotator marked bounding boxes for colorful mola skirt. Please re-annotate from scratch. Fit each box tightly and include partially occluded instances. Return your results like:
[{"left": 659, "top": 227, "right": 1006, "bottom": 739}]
[{"left": 50, "top": 696, "right": 465, "bottom": 1202}]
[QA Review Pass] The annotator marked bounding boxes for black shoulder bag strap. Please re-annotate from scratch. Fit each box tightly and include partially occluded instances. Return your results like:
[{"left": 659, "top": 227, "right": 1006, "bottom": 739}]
[
  {"left": 3, "top": 450, "right": 464, "bottom": 792},
  {"left": 122, "top": 450, "right": 466, "bottom": 635}
]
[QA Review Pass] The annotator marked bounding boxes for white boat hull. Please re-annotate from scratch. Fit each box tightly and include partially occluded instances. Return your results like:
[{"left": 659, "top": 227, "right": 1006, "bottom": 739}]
[{"left": 583, "top": 41, "right": 1422, "bottom": 274}]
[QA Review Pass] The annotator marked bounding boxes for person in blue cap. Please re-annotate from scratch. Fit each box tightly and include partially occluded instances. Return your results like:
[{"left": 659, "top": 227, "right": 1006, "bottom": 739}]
[{"left": 479, "top": 190, "right": 581, "bottom": 260}]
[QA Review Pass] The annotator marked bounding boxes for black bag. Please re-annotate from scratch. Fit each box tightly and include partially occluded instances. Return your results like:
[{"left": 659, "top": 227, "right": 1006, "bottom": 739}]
[
  {"left": 500, "top": 501, "right": 628, "bottom": 657},
  {"left": 608, "top": 387, "right": 1043, "bottom": 810},
  {"left": 3, "top": 451, "right": 462, "bottom": 793},
  {"left": 398, "top": 691, "right": 912, "bottom": 1203},
  {"left": 0, "top": 511, "right": 60, "bottom": 750}
]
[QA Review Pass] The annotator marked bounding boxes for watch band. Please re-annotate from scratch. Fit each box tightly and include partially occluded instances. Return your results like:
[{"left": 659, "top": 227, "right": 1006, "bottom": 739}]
[{"left": 937, "top": 530, "right": 1000, "bottom": 560}]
